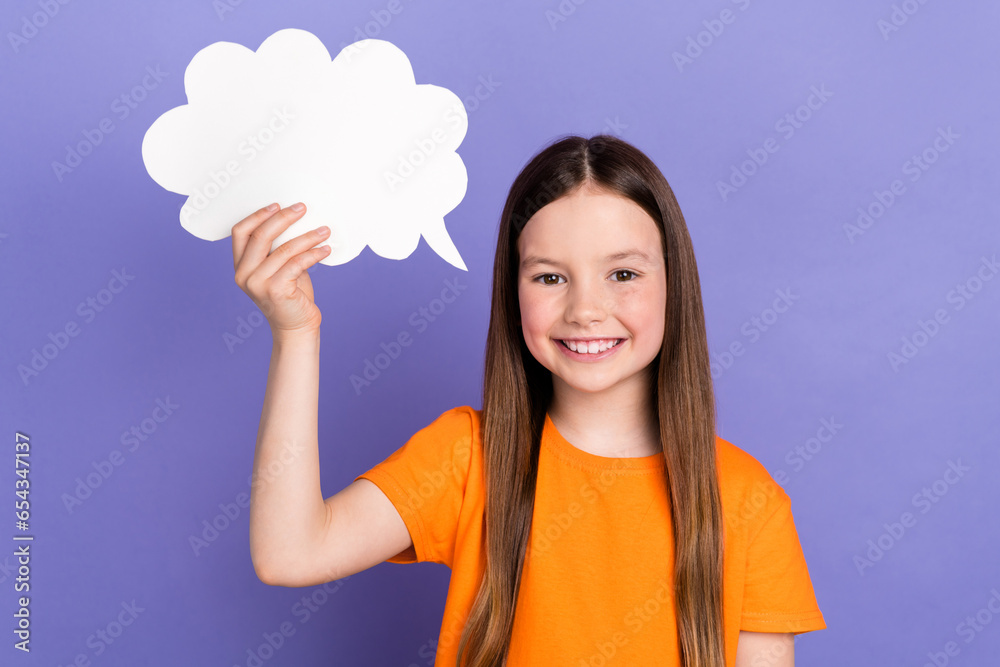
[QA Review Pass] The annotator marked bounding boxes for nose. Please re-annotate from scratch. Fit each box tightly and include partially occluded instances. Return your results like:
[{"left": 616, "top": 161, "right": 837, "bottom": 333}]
[{"left": 564, "top": 278, "right": 609, "bottom": 325}]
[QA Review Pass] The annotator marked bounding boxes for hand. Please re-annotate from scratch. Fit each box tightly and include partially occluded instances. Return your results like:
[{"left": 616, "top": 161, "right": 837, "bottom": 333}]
[{"left": 232, "top": 203, "right": 332, "bottom": 337}]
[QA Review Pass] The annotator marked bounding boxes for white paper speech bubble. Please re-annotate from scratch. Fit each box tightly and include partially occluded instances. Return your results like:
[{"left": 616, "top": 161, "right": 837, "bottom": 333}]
[{"left": 141, "top": 28, "right": 469, "bottom": 270}]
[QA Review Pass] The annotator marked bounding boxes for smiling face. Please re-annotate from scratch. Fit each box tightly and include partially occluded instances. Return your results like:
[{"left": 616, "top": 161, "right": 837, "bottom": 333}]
[{"left": 516, "top": 182, "right": 667, "bottom": 402}]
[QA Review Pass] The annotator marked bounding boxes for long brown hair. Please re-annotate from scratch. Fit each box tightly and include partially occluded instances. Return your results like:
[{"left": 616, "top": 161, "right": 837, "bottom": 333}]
[{"left": 456, "top": 134, "right": 724, "bottom": 667}]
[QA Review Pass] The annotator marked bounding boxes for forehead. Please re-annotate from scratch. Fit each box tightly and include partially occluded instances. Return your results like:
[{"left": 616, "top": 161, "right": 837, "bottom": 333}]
[{"left": 517, "top": 186, "right": 662, "bottom": 266}]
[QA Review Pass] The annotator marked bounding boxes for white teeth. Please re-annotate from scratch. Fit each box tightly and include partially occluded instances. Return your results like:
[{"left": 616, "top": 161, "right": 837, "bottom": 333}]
[{"left": 562, "top": 339, "right": 620, "bottom": 354}]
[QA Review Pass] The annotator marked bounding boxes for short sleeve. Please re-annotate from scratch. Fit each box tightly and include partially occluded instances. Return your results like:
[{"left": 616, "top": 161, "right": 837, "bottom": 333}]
[
  {"left": 740, "top": 488, "right": 827, "bottom": 634},
  {"left": 353, "top": 406, "right": 475, "bottom": 568}
]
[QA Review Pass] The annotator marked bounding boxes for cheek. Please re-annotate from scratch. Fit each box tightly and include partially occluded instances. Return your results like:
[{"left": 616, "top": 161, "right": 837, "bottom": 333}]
[
  {"left": 620, "top": 288, "right": 665, "bottom": 341},
  {"left": 517, "top": 287, "right": 557, "bottom": 359},
  {"left": 518, "top": 289, "right": 546, "bottom": 337}
]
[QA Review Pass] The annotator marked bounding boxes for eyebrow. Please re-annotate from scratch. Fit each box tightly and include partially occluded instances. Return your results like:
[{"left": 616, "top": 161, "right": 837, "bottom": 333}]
[{"left": 520, "top": 249, "right": 657, "bottom": 271}]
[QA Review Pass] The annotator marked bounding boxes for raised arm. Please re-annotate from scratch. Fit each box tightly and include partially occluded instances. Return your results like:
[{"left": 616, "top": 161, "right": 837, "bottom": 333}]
[{"left": 232, "top": 203, "right": 412, "bottom": 587}]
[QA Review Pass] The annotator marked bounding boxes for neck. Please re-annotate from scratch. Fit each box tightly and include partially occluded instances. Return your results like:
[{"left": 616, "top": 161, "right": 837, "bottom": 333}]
[{"left": 548, "top": 366, "right": 661, "bottom": 458}]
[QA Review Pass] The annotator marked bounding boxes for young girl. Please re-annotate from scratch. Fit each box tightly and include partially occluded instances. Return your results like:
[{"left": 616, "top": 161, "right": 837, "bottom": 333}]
[{"left": 233, "top": 135, "right": 826, "bottom": 667}]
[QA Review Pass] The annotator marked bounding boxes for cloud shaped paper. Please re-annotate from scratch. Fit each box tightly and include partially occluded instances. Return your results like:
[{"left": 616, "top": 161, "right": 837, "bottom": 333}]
[{"left": 141, "top": 28, "right": 469, "bottom": 270}]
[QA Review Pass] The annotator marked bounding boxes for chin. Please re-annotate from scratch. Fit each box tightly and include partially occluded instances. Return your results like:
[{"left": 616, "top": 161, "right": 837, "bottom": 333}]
[{"left": 553, "top": 372, "right": 622, "bottom": 395}]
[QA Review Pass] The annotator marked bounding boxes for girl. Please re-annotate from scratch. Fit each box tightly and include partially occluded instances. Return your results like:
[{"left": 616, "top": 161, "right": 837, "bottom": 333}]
[{"left": 233, "top": 134, "right": 826, "bottom": 667}]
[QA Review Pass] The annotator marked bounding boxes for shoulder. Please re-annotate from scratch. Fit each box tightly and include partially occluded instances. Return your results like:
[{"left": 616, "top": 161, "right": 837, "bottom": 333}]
[
  {"left": 407, "top": 405, "right": 482, "bottom": 467},
  {"left": 422, "top": 405, "right": 481, "bottom": 444},
  {"left": 714, "top": 435, "right": 790, "bottom": 538},
  {"left": 425, "top": 404, "right": 480, "bottom": 428},
  {"left": 714, "top": 434, "right": 781, "bottom": 492},
  {"left": 372, "top": 405, "right": 481, "bottom": 472}
]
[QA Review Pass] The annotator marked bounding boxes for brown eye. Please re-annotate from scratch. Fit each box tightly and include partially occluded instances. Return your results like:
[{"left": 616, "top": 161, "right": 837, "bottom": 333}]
[
  {"left": 537, "top": 274, "right": 563, "bottom": 285},
  {"left": 614, "top": 270, "right": 637, "bottom": 282}
]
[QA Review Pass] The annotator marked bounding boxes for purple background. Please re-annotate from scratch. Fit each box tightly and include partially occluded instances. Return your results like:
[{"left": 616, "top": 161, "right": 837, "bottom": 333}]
[{"left": 2, "top": 1, "right": 999, "bottom": 665}]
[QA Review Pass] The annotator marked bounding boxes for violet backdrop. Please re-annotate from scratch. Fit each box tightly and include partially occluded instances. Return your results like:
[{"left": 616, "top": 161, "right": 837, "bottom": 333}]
[{"left": 2, "top": 0, "right": 999, "bottom": 665}]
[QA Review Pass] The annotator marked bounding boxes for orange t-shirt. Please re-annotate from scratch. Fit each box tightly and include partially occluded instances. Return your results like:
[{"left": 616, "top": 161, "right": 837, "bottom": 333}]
[{"left": 354, "top": 406, "right": 826, "bottom": 666}]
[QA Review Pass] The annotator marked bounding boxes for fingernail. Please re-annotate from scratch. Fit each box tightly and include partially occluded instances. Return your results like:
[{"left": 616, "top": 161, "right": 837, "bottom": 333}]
[
  {"left": 319, "top": 226, "right": 330, "bottom": 235},
  {"left": 291, "top": 202, "right": 305, "bottom": 212},
  {"left": 265, "top": 203, "right": 279, "bottom": 212}
]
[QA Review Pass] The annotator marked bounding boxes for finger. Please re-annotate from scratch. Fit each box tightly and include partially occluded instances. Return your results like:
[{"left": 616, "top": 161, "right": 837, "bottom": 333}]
[
  {"left": 232, "top": 203, "right": 280, "bottom": 271},
  {"left": 252, "top": 224, "right": 332, "bottom": 286},
  {"left": 234, "top": 203, "right": 308, "bottom": 281},
  {"left": 270, "top": 243, "right": 333, "bottom": 290}
]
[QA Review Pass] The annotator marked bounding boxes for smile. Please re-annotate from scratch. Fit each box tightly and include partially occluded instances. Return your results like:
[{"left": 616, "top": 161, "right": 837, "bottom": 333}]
[
  {"left": 558, "top": 338, "right": 621, "bottom": 353},
  {"left": 555, "top": 338, "right": 624, "bottom": 358}
]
